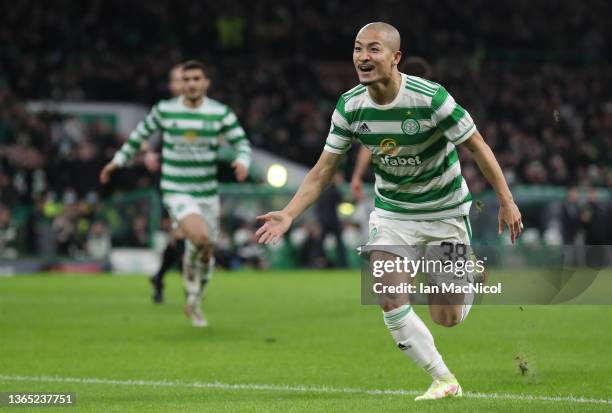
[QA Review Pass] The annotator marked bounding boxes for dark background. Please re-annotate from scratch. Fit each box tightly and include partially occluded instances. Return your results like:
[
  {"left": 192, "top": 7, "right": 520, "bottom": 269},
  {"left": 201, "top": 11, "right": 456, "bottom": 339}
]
[{"left": 1, "top": 0, "right": 610, "bottom": 260}]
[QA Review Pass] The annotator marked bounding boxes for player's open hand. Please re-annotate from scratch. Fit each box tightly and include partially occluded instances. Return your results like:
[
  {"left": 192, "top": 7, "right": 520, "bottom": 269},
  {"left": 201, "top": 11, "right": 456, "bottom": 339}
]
[
  {"left": 99, "top": 161, "right": 118, "bottom": 184},
  {"left": 256, "top": 211, "right": 292, "bottom": 245},
  {"left": 498, "top": 200, "right": 523, "bottom": 244},
  {"left": 232, "top": 161, "right": 248, "bottom": 182}
]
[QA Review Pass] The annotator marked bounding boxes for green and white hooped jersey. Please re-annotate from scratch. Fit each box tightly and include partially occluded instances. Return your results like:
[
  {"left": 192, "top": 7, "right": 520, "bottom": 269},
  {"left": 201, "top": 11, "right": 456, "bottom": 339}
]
[
  {"left": 325, "top": 73, "right": 476, "bottom": 220},
  {"left": 113, "top": 97, "right": 251, "bottom": 201}
]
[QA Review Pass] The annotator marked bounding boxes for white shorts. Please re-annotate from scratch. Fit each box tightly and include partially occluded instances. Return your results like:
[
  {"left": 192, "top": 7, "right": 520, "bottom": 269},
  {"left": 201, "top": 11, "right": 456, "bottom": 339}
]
[
  {"left": 367, "top": 211, "right": 472, "bottom": 246},
  {"left": 162, "top": 193, "right": 220, "bottom": 243},
  {"left": 365, "top": 211, "right": 475, "bottom": 289}
]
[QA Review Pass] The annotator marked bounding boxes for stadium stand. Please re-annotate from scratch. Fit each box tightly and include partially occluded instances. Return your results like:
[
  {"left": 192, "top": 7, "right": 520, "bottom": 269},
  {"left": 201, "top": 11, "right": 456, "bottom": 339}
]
[{"left": 1, "top": 0, "right": 610, "bottom": 262}]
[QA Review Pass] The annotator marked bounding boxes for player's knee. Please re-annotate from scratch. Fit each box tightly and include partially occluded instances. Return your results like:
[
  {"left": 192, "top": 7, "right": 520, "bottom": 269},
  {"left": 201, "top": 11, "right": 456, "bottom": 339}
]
[
  {"left": 380, "top": 301, "right": 401, "bottom": 313},
  {"left": 378, "top": 294, "right": 407, "bottom": 312},
  {"left": 190, "top": 232, "right": 210, "bottom": 250},
  {"left": 431, "top": 311, "right": 461, "bottom": 327}
]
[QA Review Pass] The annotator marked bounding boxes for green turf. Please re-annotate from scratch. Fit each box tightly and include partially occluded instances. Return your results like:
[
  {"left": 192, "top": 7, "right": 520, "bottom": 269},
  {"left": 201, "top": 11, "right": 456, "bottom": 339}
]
[{"left": 0, "top": 271, "right": 611, "bottom": 412}]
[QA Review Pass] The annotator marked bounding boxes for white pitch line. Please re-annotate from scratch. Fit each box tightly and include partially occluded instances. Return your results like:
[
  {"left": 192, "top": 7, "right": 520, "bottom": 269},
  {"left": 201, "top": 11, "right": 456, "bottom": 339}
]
[
  {"left": 0, "top": 375, "right": 611, "bottom": 405},
  {"left": 0, "top": 296, "right": 147, "bottom": 304}
]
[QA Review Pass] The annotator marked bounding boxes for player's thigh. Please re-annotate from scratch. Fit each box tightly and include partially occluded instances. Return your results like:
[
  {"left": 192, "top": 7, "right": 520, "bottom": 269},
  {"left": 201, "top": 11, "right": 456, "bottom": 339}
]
[
  {"left": 163, "top": 194, "right": 210, "bottom": 246},
  {"left": 178, "top": 213, "right": 210, "bottom": 247},
  {"left": 369, "top": 250, "right": 415, "bottom": 311},
  {"left": 197, "top": 197, "right": 220, "bottom": 244},
  {"left": 366, "top": 213, "right": 426, "bottom": 310},
  {"left": 423, "top": 217, "right": 473, "bottom": 326}
]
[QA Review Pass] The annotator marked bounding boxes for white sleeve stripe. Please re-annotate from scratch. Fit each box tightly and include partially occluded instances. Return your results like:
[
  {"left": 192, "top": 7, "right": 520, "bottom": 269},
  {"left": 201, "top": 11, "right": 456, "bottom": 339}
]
[
  {"left": 449, "top": 123, "right": 476, "bottom": 145},
  {"left": 329, "top": 133, "right": 351, "bottom": 142},
  {"left": 432, "top": 94, "right": 457, "bottom": 121},
  {"left": 325, "top": 138, "right": 350, "bottom": 151},
  {"left": 324, "top": 145, "right": 348, "bottom": 155},
  {"left": 222, "top": 112, "right": 238, "bottom": 125},
  {"left": 225, "top": 127, "right": 245, "bottom": 139},
  {"left": 331, "top": 110, "right": 351, "bottom": 130}
]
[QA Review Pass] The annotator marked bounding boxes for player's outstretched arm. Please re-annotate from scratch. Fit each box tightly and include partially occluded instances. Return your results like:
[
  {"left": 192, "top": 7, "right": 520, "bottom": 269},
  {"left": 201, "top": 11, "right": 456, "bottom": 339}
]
[
  {"left": 350, "top": 145, "right": 372, "bottom": 200},
  {"left": 461, "top": 131, "right": 523, "bottom": 244},
  {"left": 102, "top": 105, "right": 162, "bottom": 184},
  {"left": 256, "top": 150, "right": 343, "bottom": 244},
  {"left": 220, "top": 108, "right": 252, "bottom": 183}
]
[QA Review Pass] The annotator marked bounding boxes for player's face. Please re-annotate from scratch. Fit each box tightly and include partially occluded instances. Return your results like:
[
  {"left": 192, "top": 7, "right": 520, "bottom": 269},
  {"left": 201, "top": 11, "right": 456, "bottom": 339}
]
[
  {"left": 182, "top": 69, "right": 210, "bottom": 101},
  {"left": 353, "top": 30, "right": 399, "bottom": 85},
  {"left": 168, "top": 67, "right": 184, "bottom": 97}
]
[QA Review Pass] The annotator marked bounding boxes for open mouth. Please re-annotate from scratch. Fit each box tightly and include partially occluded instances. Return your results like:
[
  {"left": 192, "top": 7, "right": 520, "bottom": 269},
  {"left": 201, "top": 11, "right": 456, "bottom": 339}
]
[{"left": 358, "top": 65, "right": 374, "bottom": 73}]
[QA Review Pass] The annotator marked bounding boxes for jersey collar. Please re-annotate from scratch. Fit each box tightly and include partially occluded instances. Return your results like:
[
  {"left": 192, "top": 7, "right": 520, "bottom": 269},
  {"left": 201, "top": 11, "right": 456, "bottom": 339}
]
[{"left": 365, "top": 73, "right": 406, "bottom": 110}]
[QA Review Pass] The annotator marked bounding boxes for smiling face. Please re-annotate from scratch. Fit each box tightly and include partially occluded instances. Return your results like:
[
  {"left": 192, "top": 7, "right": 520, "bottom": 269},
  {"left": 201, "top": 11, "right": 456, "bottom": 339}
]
[{"left": 353, "top": 24, "right": 402, "bottom": 86}]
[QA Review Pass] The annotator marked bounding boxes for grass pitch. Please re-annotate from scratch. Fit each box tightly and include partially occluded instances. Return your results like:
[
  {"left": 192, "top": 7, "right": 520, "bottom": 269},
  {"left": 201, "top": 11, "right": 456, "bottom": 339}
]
[{"left": 1, "top": 270, "right": 611, "bottom": 412}]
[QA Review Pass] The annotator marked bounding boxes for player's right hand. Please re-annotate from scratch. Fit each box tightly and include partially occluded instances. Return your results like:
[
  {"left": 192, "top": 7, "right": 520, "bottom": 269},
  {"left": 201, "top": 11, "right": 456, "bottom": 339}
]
[
  {"left": 350, "top": 176, "right": 364, "bottom": 200},
  {"left": 255, "top": 211, "right": 292, "bottom": 245},
  {"left": 498, "top": 200, "right": 523, "bottom": 244},
  {"left": 99, "top": 161, "right": 118, "bottom": 184}
]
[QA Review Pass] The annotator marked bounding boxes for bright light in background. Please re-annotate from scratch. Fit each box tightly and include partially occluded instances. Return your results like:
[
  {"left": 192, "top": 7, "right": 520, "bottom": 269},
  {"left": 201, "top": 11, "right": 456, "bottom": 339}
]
[
  {"left": 338, "top": 202, "right": 355, "bottom": 216},
  {"left": 267, "top": 164, "right": 288, "bottom": 187}
]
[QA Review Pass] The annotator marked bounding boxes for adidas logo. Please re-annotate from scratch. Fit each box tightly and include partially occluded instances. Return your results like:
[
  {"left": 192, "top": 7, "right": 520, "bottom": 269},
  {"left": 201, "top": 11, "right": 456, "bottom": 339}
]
[
  {"left": 357, "top": 122, "right": 371, "bottom": 133},
  {"left": 398, "top": 342, "right": 412, "bottom": 350}
]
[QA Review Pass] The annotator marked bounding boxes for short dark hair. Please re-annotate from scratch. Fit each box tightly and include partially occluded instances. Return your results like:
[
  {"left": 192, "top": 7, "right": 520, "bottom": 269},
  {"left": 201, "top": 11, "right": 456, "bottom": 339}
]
[{"left": 182, "top": 60, "right": 206, "bottom": 74}]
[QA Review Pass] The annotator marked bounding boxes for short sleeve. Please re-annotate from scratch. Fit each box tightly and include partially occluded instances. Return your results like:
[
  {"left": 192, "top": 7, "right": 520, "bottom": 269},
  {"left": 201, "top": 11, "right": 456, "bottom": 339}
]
[
  {"left": 324, "top": 98, "right": 354, "bottom": 154},
  {"left": 431, "top": 86, "right": 477, "bottom": 145}
]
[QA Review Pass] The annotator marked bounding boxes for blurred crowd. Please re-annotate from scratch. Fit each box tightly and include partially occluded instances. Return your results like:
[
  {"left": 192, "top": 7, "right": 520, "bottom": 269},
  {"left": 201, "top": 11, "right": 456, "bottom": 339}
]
[
  {"left": 1, "top": 0, "right": 611, "bottom": 259},
  {"left": 561, "top": 187, "right": 610, "bottom": 246}
]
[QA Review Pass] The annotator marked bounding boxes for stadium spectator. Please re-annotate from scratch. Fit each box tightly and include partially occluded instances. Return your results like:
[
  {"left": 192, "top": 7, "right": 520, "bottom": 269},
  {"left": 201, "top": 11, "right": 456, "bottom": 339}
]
[
  {"left": 300, "top": 222, "right": 328, "bottom": 269},
  {"left": 561, "top": 187, "right": 582, "bottom": 245},
  {"left": 123, "top": 214, "right": 150, "bottom": 248},
  {"left": 2, "top": 1, "right": 611, "bottom": 189},
  {"left": 582, "top": 188, "right": 609, "bottom": 246},
  {"left": 316, "top": 172, "right": 347, "bottom": 268},
  {"left": 86, "top": 220, "right": 112, "bottom": 260}
]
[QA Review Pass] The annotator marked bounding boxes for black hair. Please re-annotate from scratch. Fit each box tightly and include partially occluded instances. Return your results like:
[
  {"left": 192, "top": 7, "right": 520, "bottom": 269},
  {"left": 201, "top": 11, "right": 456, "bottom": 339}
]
[{"left": 182, "top": 60, "right": 206, "bottom": 74}]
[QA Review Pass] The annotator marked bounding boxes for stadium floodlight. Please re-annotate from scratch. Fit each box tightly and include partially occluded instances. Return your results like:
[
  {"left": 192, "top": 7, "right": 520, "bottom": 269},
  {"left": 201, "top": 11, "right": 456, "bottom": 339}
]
[
  {"left": 338, "top": 202, "right": 355, "bottom": 216},
  {"left": 267, "top": 164, "right": 288, "bottom": 188}
]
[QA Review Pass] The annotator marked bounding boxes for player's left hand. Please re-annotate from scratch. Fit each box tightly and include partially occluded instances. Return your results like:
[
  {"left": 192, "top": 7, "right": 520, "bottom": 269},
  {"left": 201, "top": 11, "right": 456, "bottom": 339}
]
[
  {"left": 232, "top": 161, "right": 248, "bottom": 182},
  {"left": 498, "top": 200, "right": 523, "bottom": 244}
]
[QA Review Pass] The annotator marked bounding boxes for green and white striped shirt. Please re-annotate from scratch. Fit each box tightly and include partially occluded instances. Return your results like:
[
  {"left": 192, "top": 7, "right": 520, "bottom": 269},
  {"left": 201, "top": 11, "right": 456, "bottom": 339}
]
[
  {"left": 325, "top": 73, "right": 476, "bottom": 220},
  {"left": 113, "top": 96, "right": 251, "bottom": 200}
]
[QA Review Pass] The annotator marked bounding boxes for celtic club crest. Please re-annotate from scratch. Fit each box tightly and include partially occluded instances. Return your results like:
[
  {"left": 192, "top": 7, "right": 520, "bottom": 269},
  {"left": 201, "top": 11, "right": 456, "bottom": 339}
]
[{"left": 401, "top": 118, "right": 420, "bottom": 135}]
